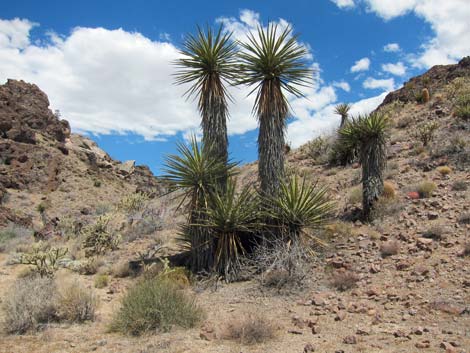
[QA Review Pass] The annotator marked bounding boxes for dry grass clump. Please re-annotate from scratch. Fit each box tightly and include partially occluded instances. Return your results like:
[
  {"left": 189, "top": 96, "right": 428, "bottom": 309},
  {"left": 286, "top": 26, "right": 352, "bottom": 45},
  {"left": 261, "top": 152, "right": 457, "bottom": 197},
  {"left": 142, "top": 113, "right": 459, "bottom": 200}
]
[
  {"left": 382, "top": 182, "right": 396, "bottom": 199},
  {"left": 436, "top": 166, "right": 452, "bottom": 176},
  {"left": 348, "top": 186, "right": 362, "bottom": 205},
  {"left": 57, "top": 279, "right": 97, "bottom": 322},
  {"left": 371, "top": 197, "right": 404, "bottom": 220},
  {"left": 94, "top": 274, "right": 109, "bottom": 288},
  {"left": 330, "top": 270, "right": 359, "bottom": 291},
  {"left": 79, "top": 257, "right": 104, "bottom": 275},
  {"left": 380, "top": 240, "right": 400, "bottom": 257},
  {"left": 222, "top": 313, "right": 276, "bottom": 345},
  {"left": 458, "top": 213, "right": 470, "bottom": 225},
  {"left": 1, "top": 277, "right": 57, "bottom": 334},
  {"left": 323, "top": 221, "right": 355, "bottom": 238},
  {"left": 415, "top": 181, "right": 437, "bottom": 198},
  {"left": 422, "top": 225, "right": 445, "bottom": 240},
  {"left": 110, "top": 277, "right": 203, "bottom": 336},
  {"left": 112, "top": 261, "right": 131, "bottom": 278},
  {"left": 452, "top": 180, "right": 468, "bottom": 191}
]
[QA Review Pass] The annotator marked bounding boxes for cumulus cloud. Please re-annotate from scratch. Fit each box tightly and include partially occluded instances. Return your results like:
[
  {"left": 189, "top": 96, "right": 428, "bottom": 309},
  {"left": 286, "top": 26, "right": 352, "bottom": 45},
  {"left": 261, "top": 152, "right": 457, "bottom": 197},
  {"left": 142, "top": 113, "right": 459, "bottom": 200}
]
[
  {"left": 381, "top": 62, "right": 406, "bottom": 76},
  {"left": 363, "top": 77, "right": 395, "bottom": 91},
  {"left": 350, "top": 57, "right": 370, "bottom": 72},
  {"left": 362, "top": 0, "right": 470, "bottom": 67},
  {"left": 333, "top": 81, "right": 351, "bottom": 92},
  {"left": 330, "top": 0, "right": 355, "bottom": 9},
  {"left": 383, "top": 43, "right": 400, "bottom": 52}
]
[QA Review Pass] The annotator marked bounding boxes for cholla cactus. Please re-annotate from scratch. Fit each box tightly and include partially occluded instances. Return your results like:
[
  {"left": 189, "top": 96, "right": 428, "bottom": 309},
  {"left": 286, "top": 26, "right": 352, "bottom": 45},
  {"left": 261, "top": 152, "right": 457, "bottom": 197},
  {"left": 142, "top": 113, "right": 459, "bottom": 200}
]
[
  {"left": 117, "top": 192, "right": 149, "bottom": 214},
  {"left": 20, "top": 243, "right": 68, "bottom": 277},
  {"left": 81, "top": 215, "right": 120, "bottom": 257}
]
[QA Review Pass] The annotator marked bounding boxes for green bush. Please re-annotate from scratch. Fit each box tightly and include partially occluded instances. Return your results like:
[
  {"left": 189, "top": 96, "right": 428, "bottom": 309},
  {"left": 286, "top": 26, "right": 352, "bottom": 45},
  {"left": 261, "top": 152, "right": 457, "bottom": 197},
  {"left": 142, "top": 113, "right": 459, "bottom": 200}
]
[
  {"left": 110, "top": 277, "right": 203, "bottom": 335},
  {"left": 94, "top": 274, "right": 109, "bottom": 288}
]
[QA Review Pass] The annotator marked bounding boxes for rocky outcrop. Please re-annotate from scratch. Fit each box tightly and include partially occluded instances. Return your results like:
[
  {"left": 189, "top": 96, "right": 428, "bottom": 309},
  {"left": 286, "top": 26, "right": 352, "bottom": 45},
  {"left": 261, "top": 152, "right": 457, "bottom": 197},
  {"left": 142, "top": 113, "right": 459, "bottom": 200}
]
[{"left": 379, "top": 56, "right": 470, "bottom": 108}]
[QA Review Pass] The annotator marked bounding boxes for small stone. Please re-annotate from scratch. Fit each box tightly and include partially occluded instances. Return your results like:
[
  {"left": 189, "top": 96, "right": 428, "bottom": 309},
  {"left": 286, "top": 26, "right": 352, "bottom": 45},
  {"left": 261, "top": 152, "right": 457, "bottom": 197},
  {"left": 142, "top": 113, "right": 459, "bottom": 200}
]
[
  {"left": 334, "top": 312, "right": 346, "bottom": 321},
  {"left": 343, "top": 335, "right": 357, "bottom": 344},
  {"left": 415, "top": 340, "right": 431, "bottom": 349},
  {"left": 303, "top": 344, "right": 315, "bottom": 352}
]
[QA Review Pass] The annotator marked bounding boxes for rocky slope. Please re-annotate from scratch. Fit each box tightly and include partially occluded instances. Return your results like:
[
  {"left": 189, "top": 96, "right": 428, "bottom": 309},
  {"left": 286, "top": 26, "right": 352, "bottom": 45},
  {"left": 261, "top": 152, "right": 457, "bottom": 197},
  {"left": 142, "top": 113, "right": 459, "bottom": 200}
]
[
  {"left": 0, "top": 59, "right": 469, "bottom": 353},
  {"left": 0, "top": 79, "right": 163, "bottom": 228}
]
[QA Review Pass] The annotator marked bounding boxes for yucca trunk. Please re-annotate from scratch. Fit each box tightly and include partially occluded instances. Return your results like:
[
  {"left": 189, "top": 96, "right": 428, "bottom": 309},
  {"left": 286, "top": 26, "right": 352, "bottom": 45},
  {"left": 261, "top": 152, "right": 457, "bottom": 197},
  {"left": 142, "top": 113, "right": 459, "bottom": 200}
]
[
  {"left": 258, "top": 80, "right": 287, "bottom": 197},
  {"left": 201, "top": 76, "right": 229, "bottom": 187},
  {"left": 189, "top": 209, "right": 214, "bottom": 272},
  {"left": 340, "top": 114, "right": 347, "bottom": 128},
  {"left": 214, "top": 232, "right": 244, "bottom": 281},
  {"left": 361, "top": 138, "right": 386, "bottom": 220}
]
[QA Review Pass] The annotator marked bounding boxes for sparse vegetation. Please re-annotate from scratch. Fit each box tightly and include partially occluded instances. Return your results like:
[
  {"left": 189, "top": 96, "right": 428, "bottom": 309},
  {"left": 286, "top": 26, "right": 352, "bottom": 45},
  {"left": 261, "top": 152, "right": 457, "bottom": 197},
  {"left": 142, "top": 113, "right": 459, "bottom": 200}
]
[
  {"left": 117, "top": 192, "right": 150, "bottom": 214},
  {"left": 382, "top": 181, "right": 396, "bottom": 199},
  {"left": 436, "top": 166, "right": 452, "bottom": 175},
  {"left": 452, "top": 180, "right": 468, "bottom": 191},
  {"left": 57, "top": 279, "right": 97, "bottom": 322},
  {"left": 110, "top": 277, "right": 203, "bottom": 335},
  {"left": 415, "top": 181, "right": 437, "bottom": 198},
  {"left": 415, "top": 121, "right": 439, "bottom": 147},
  {"left": 222, "top": 313, "right": 276, "bottom": 344},
  {"left": 112, "top": 261, "right": 131, "bottom": 278},
  {"left": 348, "top": 186, "right": 362, "bottom": 205},
  {"left": 1, "top": 277, "right": 57, "bottom": 334},
  {"left": 458, "top": 213, "right": 470, "bottom": 225},
  {"left": 82, "top": 215, "right": 120, "bottom": 257},
  {"left": 422, "top": 225, "right": 445, "bottom": 240},
  {"left": 19, "top": 243, "right": 68, "bottom": 277},
  {"left": 380, "top": 240, "right": 400, "bottom": 257},
  {"left": 302, "top": 136, "right": 332, "bottom": 164},
  {"left": 330, "top": 269, "right": 359, "bottom": 291},
  {"left": 94, "top": 273, "right": 109, "bottom": 288}
]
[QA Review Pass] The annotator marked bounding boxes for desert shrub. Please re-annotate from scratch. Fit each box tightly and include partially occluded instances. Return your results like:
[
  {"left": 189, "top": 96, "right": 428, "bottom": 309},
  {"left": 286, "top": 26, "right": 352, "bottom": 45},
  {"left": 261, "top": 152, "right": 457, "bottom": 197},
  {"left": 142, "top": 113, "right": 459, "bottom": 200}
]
[
  {"left": 436, "top": 166, "right": 452, "bottom": 175},
  {"left": 348, "top": 186, "right": 362, "bottom": 205},
  {"left": 124, "top": 208, "right": 163, "bottom": 242},
  {"left": 452, "top": 180, "right": 468, "bottom": 191},
  {"left": 57, "top": 216, "right": 81, "bottom": 239},
  {"left": 94, "top": 274, "right": 109, "bottom": 288},
  {"left": 117, "top": 192, "right": 150, "bottom": 214},
  {"left": 380, "top": 240, "right": 400, "bottom": 257},
  {"left": 415, "top": 122, "right": 439, "bottom": 147},
  {"left": 422, "top": 225, "right": 445, "bottom": 240},
  {"left": 458, "top": 213, "right": 470, "bottom": 225},
  {"left": 370, "top": 197, "right": 404, "bottom": 220},
  {"left": 95, "top": 203, "right": 112, "bottom": 216},
  {"left": 382, "top": 181, "right": 396, "bottom": 199},
  {"left": 330, "top": 270, "right": 359, "bottom": 291},
  {"left": 328, "top": 137, "right": 357, "bottom": 166},
  {"left": 110, "top": 277, "right": 203, "bottom": 335},
  {"left": 455, "top": 103, "right": 470, "bottom": 120},
  {"left": 415, "top": 181, "right": 437, "bottom": 198},
  {"left": 222, "top": 313, "right": 276, "bottom": 344},
  {"left": 396, "top": 115, "right": 414, "bottom": 129},
  {"left": 93, "top": 180, "right": 102, "bottom": 187},
  {"left": 82, "top": 215, "right": 120, "bottom": 257},
  {"left": 20, "top": 243, "right": 68, "bottom": 277},
  {"left": 112, "top": 261, "right": 131, "bottom": 278},
  {"left": 303, "top": 136, "right": 332, "bottom": 164},
  {"left": 323, "top": 222, "right": 355, "bottom": 238},
  {"left": 36, "top": 202, "right": 47, "bottom": 214},
  {"left": 57, "top": 279, "right": 97, "bottom": 322},
  {"left": 251, "top": 238, "right": 312, "bottom": 290},
  {"left": 385, "top": 162, "right": 400, "bottom": 179},
  {"left": 78, "top": 257, "right": 103, "bottom": 275},
  {"left": 1, "top": 277, "right": 57, "bottom": 334},
  {"left": 0, "top": 224, "right": 33, "bottom": 253}
]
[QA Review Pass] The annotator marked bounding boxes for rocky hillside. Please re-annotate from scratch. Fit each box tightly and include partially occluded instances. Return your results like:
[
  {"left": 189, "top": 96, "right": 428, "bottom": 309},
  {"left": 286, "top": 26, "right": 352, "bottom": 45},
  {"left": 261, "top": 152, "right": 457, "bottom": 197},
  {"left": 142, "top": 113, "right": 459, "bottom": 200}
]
[
  {"left": 0, "top": 59, "right": 469, "bottom": 353},
  {"left": 0, "top": 79, "right": 163, "bottom": 228}
]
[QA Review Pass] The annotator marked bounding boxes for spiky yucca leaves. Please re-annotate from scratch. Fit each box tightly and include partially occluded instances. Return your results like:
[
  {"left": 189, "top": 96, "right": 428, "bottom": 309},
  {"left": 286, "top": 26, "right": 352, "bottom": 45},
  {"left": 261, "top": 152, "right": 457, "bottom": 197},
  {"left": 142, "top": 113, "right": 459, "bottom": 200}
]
[
  {"left": 237, "top": 24, "right": 312, "bottom": 197},
  {"left": 334, "top": 103, "right": 351, "bottom": 128},
  {"left": 265, "top": 175, "right": 334, "bottom": 242},
  {"left": 202, "top": 180, "right": 261, "bottom": 281},
  {"left": 162, "top": 137, "right": 236, "bottom": 272},
  {"left": 174, "top": 26, "right": 238, "bottom": 186},
  {"left": 339, "top": 113, "right": 390, "bottom": 220}
]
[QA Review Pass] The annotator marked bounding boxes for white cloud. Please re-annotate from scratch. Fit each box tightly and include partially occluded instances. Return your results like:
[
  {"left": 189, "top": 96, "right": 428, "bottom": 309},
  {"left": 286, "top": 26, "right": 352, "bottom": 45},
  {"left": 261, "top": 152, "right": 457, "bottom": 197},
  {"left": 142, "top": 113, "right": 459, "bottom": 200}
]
[
  {"left": 333, "top": 81, "right": 351, "bottom": 92},
  {"left": 383, "top": 43, "right": 400, "bottom": 52},
  {"left": 0, "top": 18, "right": 36, "bottom": 49},
  {"left": 350, "top": 57, "right": 370, "bottom": 72},
  {"left": 330, "top": 0, "right": 355, "bottom": 9},
  {"left": 363, "top": 77, "right": 395, "bottom": 91},
  {"left": 362, "top": 0, "right": 470, "bottom": 67},
  {"left": 381, "top": 61, "right": 406, "bottom": 76}
]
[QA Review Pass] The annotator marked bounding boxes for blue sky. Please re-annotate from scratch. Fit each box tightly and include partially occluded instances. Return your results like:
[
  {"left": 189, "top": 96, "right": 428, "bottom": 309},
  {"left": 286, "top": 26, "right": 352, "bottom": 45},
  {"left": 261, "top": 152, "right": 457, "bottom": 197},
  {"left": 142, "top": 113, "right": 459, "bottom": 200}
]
[{"left": 0, "top": 0, "right": 469, "bottom": 174}]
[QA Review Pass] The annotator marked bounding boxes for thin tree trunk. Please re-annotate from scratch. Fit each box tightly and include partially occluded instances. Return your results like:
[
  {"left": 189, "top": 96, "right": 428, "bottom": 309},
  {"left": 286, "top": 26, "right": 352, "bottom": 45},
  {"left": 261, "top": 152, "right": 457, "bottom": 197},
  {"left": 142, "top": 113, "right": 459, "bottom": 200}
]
[
  {"left": 189, "top": 208, "right": 214, "bottom": 272},
  {"left": 258, "top": 111, "right": 285, "bottom": 197},
  {"left": 361, "top": 138, "right": 386, "bottom": 220}
]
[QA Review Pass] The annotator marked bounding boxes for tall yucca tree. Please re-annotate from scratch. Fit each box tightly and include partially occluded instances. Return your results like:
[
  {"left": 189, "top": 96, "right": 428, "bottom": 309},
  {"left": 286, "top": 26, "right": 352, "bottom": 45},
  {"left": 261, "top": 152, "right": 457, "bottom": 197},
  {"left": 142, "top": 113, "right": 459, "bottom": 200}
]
[
  {"left": 174, "top": 26, "right": 238, "bottom": 186},
  {"left": 162, "top": 137, "right": 236, "bottom": 271},
  {"left": 334, "top": 103, "right": 351, "bottom": 128},
  {"left": 237, "top": 24, "right": 312, "bottom": 197},
  {"left": 339, "top": 112, "right": 390, "bottom": 220}
]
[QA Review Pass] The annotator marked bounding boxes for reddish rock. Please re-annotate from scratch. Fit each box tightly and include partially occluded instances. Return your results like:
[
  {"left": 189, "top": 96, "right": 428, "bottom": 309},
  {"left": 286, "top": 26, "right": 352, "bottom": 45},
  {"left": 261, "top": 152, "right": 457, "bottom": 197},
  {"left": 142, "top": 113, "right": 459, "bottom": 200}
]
[{"left": 407, "top": 191, "right": 420, "bottom": 199}]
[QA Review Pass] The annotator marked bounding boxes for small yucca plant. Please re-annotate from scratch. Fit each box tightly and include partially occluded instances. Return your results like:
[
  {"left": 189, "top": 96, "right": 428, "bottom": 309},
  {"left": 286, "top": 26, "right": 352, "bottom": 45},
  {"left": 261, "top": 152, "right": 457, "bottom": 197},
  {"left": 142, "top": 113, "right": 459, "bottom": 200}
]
[
  {"left": 162, "top": 136, "right": 236, "bottom": 272},
  {"left": 202, "top": 179, "right": 261, "bottom": 281},
  {"left": 334, "top": 103, "right": 351, "bottom": 128},
  {"left": 339, "top": 112, "right": 390, "bottom": 220},
  {"left": 264, "top": 175, "right": 334, "bottom": 243}
]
